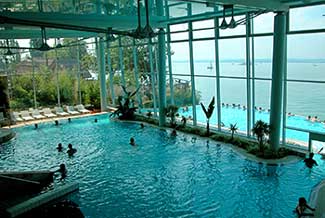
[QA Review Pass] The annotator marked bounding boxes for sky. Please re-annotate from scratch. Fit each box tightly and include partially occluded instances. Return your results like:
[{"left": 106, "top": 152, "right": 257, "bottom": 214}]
[{"left": 15, "top": 4, "right": 325, "bottom": 61}]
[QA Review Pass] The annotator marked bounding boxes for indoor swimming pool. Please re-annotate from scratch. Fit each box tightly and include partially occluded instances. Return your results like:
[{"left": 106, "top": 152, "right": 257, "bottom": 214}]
[{"left": 1, "top": 114, "right": 324, "bottom": 218}]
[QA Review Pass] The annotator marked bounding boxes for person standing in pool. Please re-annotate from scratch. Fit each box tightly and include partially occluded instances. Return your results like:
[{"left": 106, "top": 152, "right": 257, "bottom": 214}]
[
  {"left": 57, "top": 143, "right": 63, "bottom": 152},
  {"left": 55, "top": 163, "right": 67, "bottom": 180},
  {"left": 295, "top": 197, "right": 315, "bottom": 217},
  {"left": 67, "top": 143, "right": 77, "bottom": 156},
  {"left": 130, "top": 137, "right": 136, "bottom": 146},
  {"left": 304, "top": 153, "right": 318, "bottom": 168}
]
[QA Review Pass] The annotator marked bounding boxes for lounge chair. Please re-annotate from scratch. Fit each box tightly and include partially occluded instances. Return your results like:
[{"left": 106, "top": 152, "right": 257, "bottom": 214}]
[
  {"left": 54, "top": 107, "right": 69, "bottom": 116},
  {"left": 43, "top": 108, "right": 56, "bottom": 118},
  {"left": 20, "top": 110, "right": 34, "bottom": 121},
  {"left": 13, "top": 112, "right": 23, "bottom": 122},
  {"left": 32, "top": 109, "right": 45, "bottom": 119},
  {"left": 76, "top": 104, "right": 90, "bottom": 113},
  {"left": 66, "top": 106, "right": 79, "bottom": 115}
]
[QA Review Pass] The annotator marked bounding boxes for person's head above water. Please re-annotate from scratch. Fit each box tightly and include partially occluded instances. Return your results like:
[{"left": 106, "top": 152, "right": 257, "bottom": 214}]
[
  {"left": 298, "top": 197, "right": 307, "bottom": 206},
  {"left": 68, "top": 143, "right": 73, "bottom": 149},
  {"left": 58, "top": 143, "right": 62, "bottom": 148},
  {"left": 309, "top": 152, "right": 314, "bottom": 159},
  {"left": 130, "top": 137, "right": 135, "bottom": 145}
]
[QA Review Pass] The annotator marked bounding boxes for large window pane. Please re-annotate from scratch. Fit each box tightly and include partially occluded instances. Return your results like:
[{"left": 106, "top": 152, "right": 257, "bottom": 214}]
[
  {"left": 290, "top": 5, "right": 325, "bottom": 31},
  {"left": 253, "top": 12, "right": 274, "bottom": 34},
  {"left": 219, "top": 38, "right": 246, "bottom": 77},
  {"left": 220, "top": 78, "right": 247, "bottom": 131},
  {"left": 287, "top": 33, "right": 325, "bottom": 81},
  {"left": 193, "top": 40, "right": 215, "bottom": 77},
  {"left": 170, "top": 42, "right": 190, "bottom": 76},
  {"left": 253, "top": 36, "right": 273, "bottom": 79}
]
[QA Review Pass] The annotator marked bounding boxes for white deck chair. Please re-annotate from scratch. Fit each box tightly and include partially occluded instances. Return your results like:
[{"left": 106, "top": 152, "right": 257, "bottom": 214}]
[
  {"left": 76, "top": 104, "right": 90, "bottom": 113},
  {"left": 43, "top": 108, "right": 57, "bottom": 118},
  {"left": 66, "top": 106, "right": 80, "bottom": 115},
  {"left": 20, "top": 110, "right": 34, "bottom": 121},
  {"left": 55, "top": 107, "right": 69, "bottom": 116},
  {"left": 31, "top": 109, "right": 45, "bottom": 119},
  {"left": 13, "top": 112, "right": 23, "bottom": 122}
]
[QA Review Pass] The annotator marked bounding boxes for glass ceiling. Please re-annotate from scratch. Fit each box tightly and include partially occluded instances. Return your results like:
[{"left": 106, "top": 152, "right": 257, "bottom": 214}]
[{"left": 0, "top": 0, "right": 324, "bottom": 40}]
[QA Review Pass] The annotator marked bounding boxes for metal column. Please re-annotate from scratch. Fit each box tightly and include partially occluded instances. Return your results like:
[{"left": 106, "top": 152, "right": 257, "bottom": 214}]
[
  {"left": 157, "top": 0, "right": 166, "bottom": 126},
  {"left": 251, "top": 19, "right": 256, "bottom": 130},
  {"left": 107, "top": 41, "right": 115, "bottom": 106},
  {"left": 188, "top": 4, "right": 197, "bottom": 126},
  {"left": 269, "top": 12, "right": 287, "bottom": 150},
  {"left": 214, "top": 14, "right": 221, "bottom": 131},
  {"left": 31, "top": 54, "right": 37, "bottom": 108},
  {"left": 165, "top": 0, "right": 174, "bottom": 105},
  {"left": 149, "top": 39, "right": 158, "bottom": 117},
  {"left": 98, "top": 37, "right": 108, "bottom": 111},
  {"left": 245, "top": 13, "right": 252, "bottom": 137},
  {"left": 54, "top": 46, "right": 61, "bottom": 107},
  {"left": 132, "top": 39, "right": 142, "bottom": 108},
  {"left": 76, "top": 41, "right": 82, "bottom": 104},
  {"left": 118, "top": 38, "right": 126, "bottom": 87}
]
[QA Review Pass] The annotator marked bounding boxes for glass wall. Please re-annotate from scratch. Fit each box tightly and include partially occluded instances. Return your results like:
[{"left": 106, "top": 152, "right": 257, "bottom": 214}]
[{"left": 166, "top": 3, "right": 325, "bottom": 147}]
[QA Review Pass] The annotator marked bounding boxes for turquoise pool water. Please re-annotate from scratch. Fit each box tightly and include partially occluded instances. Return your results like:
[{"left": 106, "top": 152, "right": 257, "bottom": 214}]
[
  {"left": 1, "top": 114, "right": 325, "bottom": 218},
  {"left": 179, "top": 105, "right": 325, "bottom": 146}
]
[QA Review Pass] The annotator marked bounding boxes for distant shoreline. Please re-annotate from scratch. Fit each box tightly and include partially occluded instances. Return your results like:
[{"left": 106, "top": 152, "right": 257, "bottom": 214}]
[{"left": 173, "top": 59, "right": 325, "bottom": 63}]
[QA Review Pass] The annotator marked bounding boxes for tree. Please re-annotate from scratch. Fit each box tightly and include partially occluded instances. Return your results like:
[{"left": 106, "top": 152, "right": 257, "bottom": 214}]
[
  {"left": 230, "top": 123, "right": 238, "bottom": 141},
  {"left": 200, "top": 97, "right": 215, "bottom": 136},
  {"left": 252, "top": 120, "right": 270, "bottom": 151}
]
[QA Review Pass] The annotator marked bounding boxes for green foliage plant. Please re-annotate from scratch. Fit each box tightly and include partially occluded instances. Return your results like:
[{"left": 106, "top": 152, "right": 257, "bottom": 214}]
[
  {"left": 200, "top": 97, "right": 215, "bottom": 136},
  {"left": 229, "top": 123, "right": 238, "bottom": 141},
  {"left": 252, "top": 120, "right": 270, "bottom": 151},
  {"left": 109, "top": 85, "right": 140, "bottom": 120}
]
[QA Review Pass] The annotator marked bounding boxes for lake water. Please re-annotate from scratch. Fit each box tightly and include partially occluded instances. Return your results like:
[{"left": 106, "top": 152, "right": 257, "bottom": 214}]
[{"left": 171, "top": 61, "right": 325, "bottom": 120}]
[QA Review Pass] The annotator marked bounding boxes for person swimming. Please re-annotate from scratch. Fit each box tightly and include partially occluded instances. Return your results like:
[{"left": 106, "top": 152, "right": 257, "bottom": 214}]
[
  {"left": 34, "top": 123, "right": 38, "bottom": 129},
  {"left": 140, "top": 123, "right": 144, "bottom": 129},
  {"left": 304, "top": 152, "right": 318, "bottom": 168},
  {"left": 57, "top": 143, "right": 63, "bottom": 152},
  {"left": 171, "top": 129, "right": 177, "bottom": 137},
  {"left": 68, "top": 118, "right": 71, "bottom": 123},
  {"left": 295, "top": 197, "right": 315, "bottom": 217},
  {"left": 130, "top": 137, "right": 136, "bottom": 146},
  {"left": 55, "top": 163, "right": 67, "bottom": 180},
  {"left": 55, "top": 120, "right": 59, "bottom": 126},
  {"left": 67, "top": 144, "right": 77, "bottom": 156}
]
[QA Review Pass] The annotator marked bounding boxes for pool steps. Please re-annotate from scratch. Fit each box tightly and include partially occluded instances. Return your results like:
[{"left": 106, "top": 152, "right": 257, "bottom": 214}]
[
  {"left": 6, "top": 182, "right": 79, "bottom": 218},
  {"left": 309, "top": 179, "right": 325, "bottom": 218}
]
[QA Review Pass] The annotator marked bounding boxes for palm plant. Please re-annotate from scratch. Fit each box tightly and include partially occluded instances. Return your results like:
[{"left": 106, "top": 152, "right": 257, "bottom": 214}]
[
  {"left": 109, "top": 85, "right": 140, "bottom": 120},
  {"left": 252, "top": 120, "right": 270, "bottom": 151},
  {"left": 200, "top": 97, "right": 215, "bottom": 136},
  {"left": 229, "top": 123, "right": 238, "bottom": 141},
  {"left": 165, "top": 104, "right": 179, "bottom": 127}
]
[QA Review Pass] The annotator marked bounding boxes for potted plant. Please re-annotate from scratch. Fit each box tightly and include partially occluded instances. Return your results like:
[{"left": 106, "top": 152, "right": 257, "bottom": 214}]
[{"left": 200, "top": 97, "right": 215, "bottom": 136}]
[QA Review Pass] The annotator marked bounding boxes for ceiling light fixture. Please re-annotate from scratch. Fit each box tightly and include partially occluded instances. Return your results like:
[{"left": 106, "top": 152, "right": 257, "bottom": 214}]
[
  {"left": 219, "top": 5, "right": 237, "bottom": 30},
  {"left": 228, "top": 5, "right": 237, "bottom": 29}
]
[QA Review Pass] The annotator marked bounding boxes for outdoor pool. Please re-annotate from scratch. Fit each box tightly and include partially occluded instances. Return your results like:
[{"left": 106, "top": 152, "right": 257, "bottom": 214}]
[{"left": 0, "top": 114, "right": 324, "bottom": 218}]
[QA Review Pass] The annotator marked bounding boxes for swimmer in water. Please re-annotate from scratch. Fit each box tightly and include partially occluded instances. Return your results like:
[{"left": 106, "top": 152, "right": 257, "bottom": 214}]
[
  {"left": 57, "top": 143, "right": 63, "bottom": 152},
  {"left": 67, "top": 143, "right": 77, "bottom": 156}
]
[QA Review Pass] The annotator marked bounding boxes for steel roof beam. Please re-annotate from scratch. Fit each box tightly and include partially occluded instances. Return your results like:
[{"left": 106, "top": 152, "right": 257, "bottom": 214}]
[
  {"left": 0, "top": 29, "right": 98, "bottom": 39},
  {"left": 208, "top": 0, "right": 289, "bottom": 11}
]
